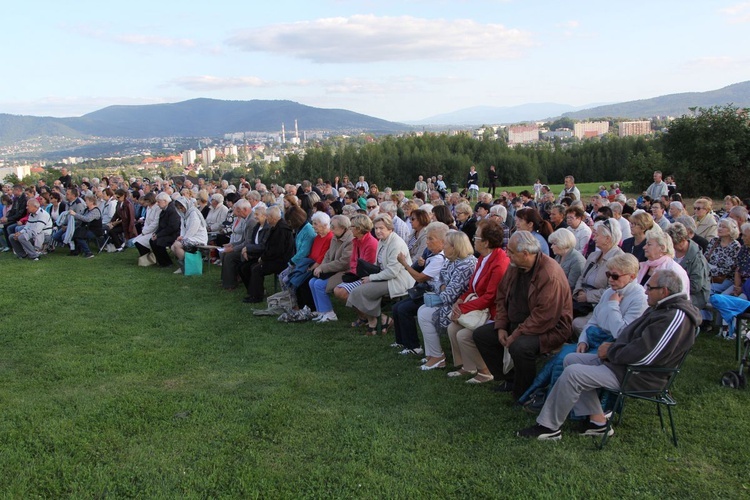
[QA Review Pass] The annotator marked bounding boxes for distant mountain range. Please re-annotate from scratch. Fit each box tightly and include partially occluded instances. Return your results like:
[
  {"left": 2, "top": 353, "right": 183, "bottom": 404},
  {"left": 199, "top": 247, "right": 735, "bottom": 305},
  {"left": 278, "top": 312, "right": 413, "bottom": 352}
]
[
  {"left": 408, "top": 102, "right": 603, "bottom": 126},
  {"left": 1, "top": 81, "right": 749, "bottom": 151},
  {"left": 411, "top": 81, "right": 750, "bottom": 125},
  {"left": 0, "top": 98, "right": 407, "bottom": 146}
]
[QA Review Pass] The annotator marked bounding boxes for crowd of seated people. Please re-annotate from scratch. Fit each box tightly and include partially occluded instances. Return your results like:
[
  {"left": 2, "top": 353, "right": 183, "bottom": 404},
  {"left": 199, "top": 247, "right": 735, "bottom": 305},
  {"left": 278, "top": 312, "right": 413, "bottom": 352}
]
[{"left": 3, "top": 169, "right": 749, "bottom": 439}]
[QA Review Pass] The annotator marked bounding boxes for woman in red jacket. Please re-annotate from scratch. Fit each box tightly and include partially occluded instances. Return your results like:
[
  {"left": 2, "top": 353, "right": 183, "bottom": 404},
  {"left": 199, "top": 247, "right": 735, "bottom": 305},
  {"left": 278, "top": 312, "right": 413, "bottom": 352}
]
[{"left": 446, "top": 219, "right": 510, "bottom": 384}]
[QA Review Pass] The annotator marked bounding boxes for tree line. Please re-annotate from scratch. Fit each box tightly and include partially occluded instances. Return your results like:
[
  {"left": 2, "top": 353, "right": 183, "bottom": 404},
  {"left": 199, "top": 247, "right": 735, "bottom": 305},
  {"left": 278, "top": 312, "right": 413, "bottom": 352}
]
[{"left": 280, "top": 106, "right": 749, "bottom": 197}]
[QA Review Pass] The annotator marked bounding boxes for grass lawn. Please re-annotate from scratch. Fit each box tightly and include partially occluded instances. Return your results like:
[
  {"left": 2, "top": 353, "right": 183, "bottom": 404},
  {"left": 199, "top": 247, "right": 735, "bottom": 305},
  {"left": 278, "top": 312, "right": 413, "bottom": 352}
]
[{"left": 1, "top": 251, "right": 748, "bottom": 497}]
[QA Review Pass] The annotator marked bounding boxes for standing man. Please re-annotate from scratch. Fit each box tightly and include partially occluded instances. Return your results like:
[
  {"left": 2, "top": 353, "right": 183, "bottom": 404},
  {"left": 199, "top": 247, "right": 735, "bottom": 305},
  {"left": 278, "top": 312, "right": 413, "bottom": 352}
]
[
  {"left": 473, "top": 231, "right": 573, "bottom": 400},
  {"left": 414, "top": 176, "right": 428, "bottom": 194},
  {"left": 646, "top": 171, "right": 669, "bottom": 202},
  {"left": 517, "top": 270, "right": 699, "bottom": 440},
  {"left": 487, "top": 165, "right": 498, "bottom": 197},
  {"left": 557, "top": 176, "right": 581, "bottom": 203},
  {"left": 58, "top": 168, "right": 72, "bottom": 189}
]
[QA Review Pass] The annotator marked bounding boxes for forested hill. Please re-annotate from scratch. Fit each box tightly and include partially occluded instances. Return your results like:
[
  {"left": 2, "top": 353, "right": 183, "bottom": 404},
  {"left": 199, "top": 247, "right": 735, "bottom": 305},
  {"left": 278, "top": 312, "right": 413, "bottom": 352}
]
[
  {"left": 0, "top": 99, "right": 408, "bottom": 144},
  {"left": 563, "top": 81, "right": 750, "bottom": 119}
]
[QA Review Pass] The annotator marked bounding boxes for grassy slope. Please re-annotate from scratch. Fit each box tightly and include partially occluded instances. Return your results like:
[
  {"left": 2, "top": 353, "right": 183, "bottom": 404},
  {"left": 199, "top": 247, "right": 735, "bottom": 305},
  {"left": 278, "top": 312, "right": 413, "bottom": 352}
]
[{"left": 0, "top": 252, "right": 747, "bottom": 498}]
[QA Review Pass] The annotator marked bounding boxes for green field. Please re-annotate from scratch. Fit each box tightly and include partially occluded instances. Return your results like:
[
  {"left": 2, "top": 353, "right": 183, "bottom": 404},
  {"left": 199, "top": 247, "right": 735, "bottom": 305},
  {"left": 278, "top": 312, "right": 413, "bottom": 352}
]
[{"left": 1, "top": 251, "right": 747, "bottom": 497}]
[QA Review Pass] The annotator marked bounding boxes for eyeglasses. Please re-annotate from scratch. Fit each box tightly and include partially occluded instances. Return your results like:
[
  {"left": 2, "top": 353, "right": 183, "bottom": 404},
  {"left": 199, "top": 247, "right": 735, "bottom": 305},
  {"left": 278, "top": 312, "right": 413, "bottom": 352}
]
[
  {"left": 645, "top": 284, "right": 664, "bottom": 292},
  {"left": 473, "top": 236, "right": 483, "bottom": 241},
  {"left": 693, "top": 206, "right": 704, "bottom": 211},
  {"left": 605, "top": 272, "right": 623, "bottom": 280}
]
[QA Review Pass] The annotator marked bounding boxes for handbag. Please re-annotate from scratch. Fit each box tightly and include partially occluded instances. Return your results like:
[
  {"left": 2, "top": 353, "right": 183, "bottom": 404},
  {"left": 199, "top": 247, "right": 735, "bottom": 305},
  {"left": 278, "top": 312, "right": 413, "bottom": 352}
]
[
  {"left": 407, "top": 282, "right": 431, "bottom": 300},
  {"left": 341, "top": 272, "right": 360, "bottom": 283},
  {"left": 457, "top": 293, "right": 490, "bottom": 330},
  {"left": 356, "top": 258, "right": 380, "bottom": 278},
  {"left": 184, "top": 250, "right": 203, "bottom": 276}
]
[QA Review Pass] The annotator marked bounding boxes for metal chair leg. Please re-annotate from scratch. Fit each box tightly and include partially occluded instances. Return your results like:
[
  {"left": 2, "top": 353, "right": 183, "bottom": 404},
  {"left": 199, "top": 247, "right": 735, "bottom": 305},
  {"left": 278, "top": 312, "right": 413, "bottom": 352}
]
[{"left": 667, "top": 405, "right": 678, "bottom": 447}]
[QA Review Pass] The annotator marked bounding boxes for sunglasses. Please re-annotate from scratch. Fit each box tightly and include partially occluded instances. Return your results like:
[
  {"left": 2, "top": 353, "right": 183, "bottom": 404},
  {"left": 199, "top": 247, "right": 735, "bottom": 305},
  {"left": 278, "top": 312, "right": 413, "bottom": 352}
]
[{"left": 605, "top": 272, "right": 624, "bottom": 280}]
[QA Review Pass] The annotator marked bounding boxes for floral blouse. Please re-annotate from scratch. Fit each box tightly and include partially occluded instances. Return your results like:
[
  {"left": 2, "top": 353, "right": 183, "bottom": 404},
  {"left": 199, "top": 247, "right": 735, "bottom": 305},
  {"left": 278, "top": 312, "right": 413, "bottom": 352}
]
[
  {"left": 736, "top": 245, "right": 750, "bottom": 281},
  {"left": 431, "top": 255, "right": 478, "bottom": 331},
  {"left": 705, "top": 237, "right": 741, "bottom": 278}
]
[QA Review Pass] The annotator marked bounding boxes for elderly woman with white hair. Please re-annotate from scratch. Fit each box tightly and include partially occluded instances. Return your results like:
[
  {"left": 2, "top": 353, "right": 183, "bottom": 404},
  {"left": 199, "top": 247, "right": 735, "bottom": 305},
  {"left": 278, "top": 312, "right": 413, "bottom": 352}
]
[
  {"left": 636, "top": 226, "right": 690, "bottom": 295},
  {"left": 571, "top": 218, "right": 623, "bottom": 333},
  {"left": 549, "top": 228, "right": 585, "bottom": 292},
  {"left": 132, "top": 192, "right": 162, "bottom": 265},
  {"left": 292, "top": 211, "right": 335, "bottom": 312},
  {"left": 346, "top": 214, "right": 415, "bottom": 336},
  {"left": 307, "top": 215, "right": 354, "bottom": 323},
  {"left": 667, "top": 222, "right": 710, "bottom": 310},
  {"left": 205, "top": 193, "right": 228, "bottom": 233},
  {"left": 171, "top": 196, "right": 209, "bottom": 274}
]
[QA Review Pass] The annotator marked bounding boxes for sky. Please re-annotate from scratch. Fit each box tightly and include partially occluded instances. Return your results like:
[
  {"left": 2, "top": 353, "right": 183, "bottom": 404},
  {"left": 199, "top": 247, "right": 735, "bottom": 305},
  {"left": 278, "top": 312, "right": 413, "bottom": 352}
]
[{"left": 2, "top": 0, "right": 749, "bottom": 123}]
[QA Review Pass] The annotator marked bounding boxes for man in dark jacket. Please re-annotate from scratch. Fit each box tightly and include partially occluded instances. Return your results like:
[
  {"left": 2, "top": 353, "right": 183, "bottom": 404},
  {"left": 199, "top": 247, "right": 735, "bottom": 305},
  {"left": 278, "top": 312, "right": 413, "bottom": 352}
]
[
  {"left": 473, "top": 231, "right": 573, "bottom": 400},
  {"left": 517, "top": 269, "right": 699, "bottom": 440},
  {"left": 243, "top": 206, "right": 294, "bottom": 303},
  {"left": 151, "top": 194, "right": 181, "bottom": 267}
]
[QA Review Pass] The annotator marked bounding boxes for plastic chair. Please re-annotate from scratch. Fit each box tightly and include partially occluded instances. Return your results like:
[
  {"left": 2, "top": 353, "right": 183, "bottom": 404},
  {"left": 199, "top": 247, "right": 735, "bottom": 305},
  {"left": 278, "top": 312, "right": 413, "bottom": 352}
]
[{"left": 599, "top": 327, "right": 699, "bottom": 449}]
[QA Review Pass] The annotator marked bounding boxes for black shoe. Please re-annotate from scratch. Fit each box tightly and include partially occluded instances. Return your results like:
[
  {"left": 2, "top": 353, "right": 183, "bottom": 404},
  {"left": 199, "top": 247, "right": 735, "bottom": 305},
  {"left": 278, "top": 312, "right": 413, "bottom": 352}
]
[
  {"left": 243, "top": 296, "right": 262, "bottom": 304},
  {"left": 577, "top": 420, "right": 614, "bottom": 437},
  {"left": 493, "top": 381, "right": 515, "bottom": 393},
  {"left": 68, "top": 251, "right": 80, "bottom": 256},
  {"left": 517, "top": 424, "right": 562, "bottom": 440}
]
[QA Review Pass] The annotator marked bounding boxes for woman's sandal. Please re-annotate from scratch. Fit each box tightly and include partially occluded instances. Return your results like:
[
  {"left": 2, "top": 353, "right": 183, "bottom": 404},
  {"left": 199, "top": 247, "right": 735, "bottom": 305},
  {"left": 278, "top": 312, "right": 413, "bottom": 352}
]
[
  {"left": 380, "top": 316, "right": 393, "bottom": 335},
  {"left": 351, "top": 318, "right": 368, "bottom": 328},
  {"left": 365, "top": 326, "right": 379, "bottom": 336}
]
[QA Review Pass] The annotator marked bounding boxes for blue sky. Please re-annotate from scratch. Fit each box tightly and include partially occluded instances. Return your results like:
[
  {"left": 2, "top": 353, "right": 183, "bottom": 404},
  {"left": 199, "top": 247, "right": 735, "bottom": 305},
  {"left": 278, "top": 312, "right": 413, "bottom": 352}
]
[{"left": 2, "top": 0, "right": 748, "bottom": 122}]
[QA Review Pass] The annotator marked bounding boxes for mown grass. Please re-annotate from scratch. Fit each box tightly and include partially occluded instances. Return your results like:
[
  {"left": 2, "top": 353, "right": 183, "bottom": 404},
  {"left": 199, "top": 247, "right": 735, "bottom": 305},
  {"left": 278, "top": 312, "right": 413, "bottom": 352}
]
[{"left": 1, "top": 251, "right": 748, "bottom": 498}]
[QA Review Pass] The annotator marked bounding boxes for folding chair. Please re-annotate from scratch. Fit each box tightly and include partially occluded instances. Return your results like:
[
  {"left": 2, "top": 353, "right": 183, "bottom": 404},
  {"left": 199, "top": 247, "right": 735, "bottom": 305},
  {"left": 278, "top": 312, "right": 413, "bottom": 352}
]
[
  {"left": 599, "top": 327, "right": 699, "bottom": 449},
  {"left": 96, "top": 231, "right": 111, "bottom": 255}
]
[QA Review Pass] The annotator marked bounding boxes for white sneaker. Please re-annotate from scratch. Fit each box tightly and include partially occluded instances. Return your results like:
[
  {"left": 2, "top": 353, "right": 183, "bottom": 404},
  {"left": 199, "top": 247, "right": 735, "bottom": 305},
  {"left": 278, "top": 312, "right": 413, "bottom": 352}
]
[
  {"left": 173, "top": 268, "right": 183, "bottom": 274},
  {"left": 318, "top": 312, "right": 338, "bottom": 323},
  {"left": 398, "top": 347, "right": 424, "bottom": 356}
]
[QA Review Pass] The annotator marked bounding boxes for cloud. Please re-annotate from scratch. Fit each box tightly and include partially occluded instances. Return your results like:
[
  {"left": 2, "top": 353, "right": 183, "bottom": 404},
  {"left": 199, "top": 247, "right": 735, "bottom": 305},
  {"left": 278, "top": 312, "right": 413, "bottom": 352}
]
[
  {"left": 684, "top": 56, "right": 747, "bottom": 70},
  {"left": 66, "top": 24, "right": 219, "bottom": 53},
  {"left": 719, "top": 2, "right": 750, "bottom": 23},
  {"left": 169, "top": 76, "right": 274, "bottom": 91},
  {"left": 226, "top": 15, "right": 534, "bottom": 63},
  {"left": 114, "top": 34, "right": 197, "bottom": 49},
  {"left": 557, "top": 20, "right": 580, "bottom": 29}
]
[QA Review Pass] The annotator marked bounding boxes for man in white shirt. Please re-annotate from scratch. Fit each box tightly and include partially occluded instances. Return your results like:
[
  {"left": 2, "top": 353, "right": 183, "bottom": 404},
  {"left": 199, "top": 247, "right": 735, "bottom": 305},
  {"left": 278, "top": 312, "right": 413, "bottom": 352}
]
[{"left": 646, "top": 171, "right": 669, "bottom": 201}]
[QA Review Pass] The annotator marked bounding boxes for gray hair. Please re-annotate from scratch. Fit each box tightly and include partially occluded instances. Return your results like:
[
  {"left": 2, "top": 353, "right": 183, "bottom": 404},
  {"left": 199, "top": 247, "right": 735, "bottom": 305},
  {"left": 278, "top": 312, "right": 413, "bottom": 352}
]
[
  {"left": 675, "top": 215, "right": 697, "bottom": 234},
  {"left": 645, "top": 226, "right": 674, "bottom": 258},
  {"left": 652, "top": 269, "right": 683, "bottom": 295},
  {"left": 666, "top": 222, "right": 690, "bottom": 245},
  {"left": 594, "top": 218, "right": 622, "bottom": 246},
  {"left": 511, "top": 230, "right": 542, "bottom": 254},
  {"left": 730, "top": 205, "right": 749, "bottom": 220},
  {"left": 311, "top": 211, "right": 331, "bottom": 227},
  {"left": 548, "top": 227, "right": 576, "bottom": 251},
  {"left": 211, "top": 193, "right": 224, "bottom": 204},
  {"left": 608, "top": 202, "right": 622, "bottom": 215},
  {"left": 247, "top": 190, "right": 261, "bottom": 202},
  {"left": 27, "top": 198, "right": 41, "bottom": 208},
  {"left": 234, "top": 199, "right": 251, "bottom": 211},
  {"left": 331, "top": 214, "right": 351, "bottom": 230},
  {"left": 742, "top": 222, "right": 750, "bottom": 234},
  {"left": 379, "top": 200, "right": 397, "bottom": 216},
  {"left": 267, "top": 206, "right": 281, "bottom": 220},
  {"left": 424, "top": 221, "right": 449, "bottom": 240},
  {"left": 254, "top": 206, "right": 266, "bottom": 217},
  {"left": 455, "top": 202, "right": 473, "bottom": 216},
  {"left": 719, "top": 218, "right": 740, "bottom": 239},
  {"left": 342, "top": 204, "right": 358, "bottom": 217},
  {"left": 156, "top": 192, "right": 171, "bottom": 202},
  {"left": 490, "top": 204, "right": 507, "bottom": 221},
  {"left": 669, "top": 201, "right": 684, "bottom": 212},
  {"left": 615, "top": 193, "right": 627, "bottom": 203}
]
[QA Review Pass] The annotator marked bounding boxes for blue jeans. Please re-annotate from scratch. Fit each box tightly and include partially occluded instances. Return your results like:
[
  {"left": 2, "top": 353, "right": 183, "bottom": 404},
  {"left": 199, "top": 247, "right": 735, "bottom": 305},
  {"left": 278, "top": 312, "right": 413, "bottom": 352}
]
[
  {"left": 309, "top": 277, "right": 333, "bottom": 313},
  {"left": 74, "top": 230, "right": 95, "bottom": 255}
]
